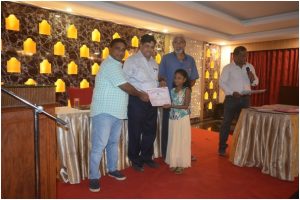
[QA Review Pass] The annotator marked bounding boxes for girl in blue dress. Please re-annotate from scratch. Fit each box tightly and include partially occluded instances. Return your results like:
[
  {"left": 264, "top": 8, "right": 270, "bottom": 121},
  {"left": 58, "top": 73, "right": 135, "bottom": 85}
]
[{"left": 163, "top": 69, "right": 191, "bottom": 174}]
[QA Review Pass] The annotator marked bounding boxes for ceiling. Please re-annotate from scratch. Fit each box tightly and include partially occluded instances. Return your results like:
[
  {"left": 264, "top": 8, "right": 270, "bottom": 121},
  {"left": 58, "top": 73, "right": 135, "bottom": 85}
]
[{"left": 21, "top": 1, "right": 299, "bottom": 45}]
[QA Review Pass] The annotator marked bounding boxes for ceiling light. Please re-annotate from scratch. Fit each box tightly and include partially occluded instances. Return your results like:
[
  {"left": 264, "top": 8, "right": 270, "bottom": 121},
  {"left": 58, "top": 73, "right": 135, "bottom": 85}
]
[
  {"left": 162, "top": 29, "right": 168, "bottom": 33},
  {"left": 66, "top": 7, "right": 72, "bottom": 12}
]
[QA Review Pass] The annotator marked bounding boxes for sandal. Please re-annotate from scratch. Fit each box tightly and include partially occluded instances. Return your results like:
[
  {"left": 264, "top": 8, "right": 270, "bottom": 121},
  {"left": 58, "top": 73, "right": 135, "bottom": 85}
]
[
  {"left": 174, "top": 167, "right": 184, "bottom": 174},
  {"left": 170, "top": 167, "right": 177, "bottom": 172}
]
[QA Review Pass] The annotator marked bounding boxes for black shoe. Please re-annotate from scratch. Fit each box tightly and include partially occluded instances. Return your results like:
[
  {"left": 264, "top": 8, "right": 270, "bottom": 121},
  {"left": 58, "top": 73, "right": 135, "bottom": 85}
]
[
  {"left": 89, "top": 179, "right": 100, "bottom": 192},
  {"left": 108, "top": 170, "right": 127, "bottom": 181},
  {"left": 132, "top": 163, "right": 144, "bottom": 172},
  {"left": 144, "top": 160, "right": 160, "bottom": 168},
  {"left": 218, "top": 151, "right": 226, "bottom": 157}
]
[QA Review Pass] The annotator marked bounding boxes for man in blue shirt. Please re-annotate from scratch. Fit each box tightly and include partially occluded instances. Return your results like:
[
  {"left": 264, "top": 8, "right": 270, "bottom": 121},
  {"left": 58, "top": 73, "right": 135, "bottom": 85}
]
[{"left": 159, "top": 35, "right": 199, "bottom": 160}]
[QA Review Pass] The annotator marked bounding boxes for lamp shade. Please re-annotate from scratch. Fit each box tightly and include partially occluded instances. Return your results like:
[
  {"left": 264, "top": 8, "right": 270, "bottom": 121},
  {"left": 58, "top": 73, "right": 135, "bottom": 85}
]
[
  {"left": 5, "top": 14, "right": 19, "bottom": 31},
  {"left": 80, "top": 79, "right": 89, "bottom": 88},
  {"left": 67, "top": 24, "right": 77, "bottom": 39},
  {"left": 55, "top": 79, "right": 65, "bottom": 92},
  {"left": 80, "top": 45, "right": 89, "bottom": 58},
  {"left": 23, "top": 38, "right": 36, "bottom": 54},
  {"left": 91, "top": 63, "right": 100, "bottom": 75},
  {"left": 92, "top": 29, "right": 101, "bottom": 42},
  {"left": 39, "top": 20, "right": 51, "bottom": 35},
  {"left": 54, "top": 41, "right": 65, "bottom": 56},
  {"left": 68, "top": 61, "right": 78, "bottom": 75},
  {"left": 40, "top": 59, "right": 52, "bottom": 74},
  {"left": 7, "top": 57, "right": 21, "bottom": 73}
]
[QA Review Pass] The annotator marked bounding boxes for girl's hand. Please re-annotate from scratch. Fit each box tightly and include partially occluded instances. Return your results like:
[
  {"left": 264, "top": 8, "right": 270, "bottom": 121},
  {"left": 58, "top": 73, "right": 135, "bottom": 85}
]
[{"left": 163, "top": 104, "right": 171, "bottom": 109}]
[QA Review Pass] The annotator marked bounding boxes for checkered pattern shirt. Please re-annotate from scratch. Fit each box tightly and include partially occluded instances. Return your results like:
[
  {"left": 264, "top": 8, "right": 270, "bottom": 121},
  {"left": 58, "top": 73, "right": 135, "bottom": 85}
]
[{"left": 90, "top": 56, "right": 128, "bottom": 119}]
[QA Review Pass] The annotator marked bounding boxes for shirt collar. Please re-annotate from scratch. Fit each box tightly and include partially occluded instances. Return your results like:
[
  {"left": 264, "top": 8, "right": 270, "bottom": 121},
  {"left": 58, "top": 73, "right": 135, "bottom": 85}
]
[
  {"left": 108, "top": 55, "right": 122, "bottom": 65},
  {"left": 233, "top": 61, "right": 246, "bottom": 69},
  {"left": 173, "top": 51, "right": 187, "bottom": 61},
  {"left": 137, "top": 50, "right": 155, "bottom": 62}
]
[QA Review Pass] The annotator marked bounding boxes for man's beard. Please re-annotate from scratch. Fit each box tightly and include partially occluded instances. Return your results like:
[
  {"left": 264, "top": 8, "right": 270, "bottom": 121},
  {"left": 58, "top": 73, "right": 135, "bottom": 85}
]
[{"left": 174, "top": 49, "right": 184, "bottom": 54}]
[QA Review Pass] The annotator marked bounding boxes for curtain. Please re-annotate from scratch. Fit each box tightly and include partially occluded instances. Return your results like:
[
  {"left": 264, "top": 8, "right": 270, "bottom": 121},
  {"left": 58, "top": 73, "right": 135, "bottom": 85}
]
[{"left": 247, "top": 48, "right": 299, "bottom": 106}]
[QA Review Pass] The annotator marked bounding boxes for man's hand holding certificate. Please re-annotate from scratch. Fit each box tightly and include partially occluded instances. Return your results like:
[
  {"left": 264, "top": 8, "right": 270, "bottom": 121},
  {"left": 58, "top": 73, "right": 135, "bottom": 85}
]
[{"left": 146, "top": 87, "right": 171, "bottom": 107}]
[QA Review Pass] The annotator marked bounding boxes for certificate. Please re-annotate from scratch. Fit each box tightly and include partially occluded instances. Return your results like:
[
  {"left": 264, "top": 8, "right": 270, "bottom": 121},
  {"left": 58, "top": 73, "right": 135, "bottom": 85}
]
[
  {"left": 241, "top": 89, "right": 266, "bottom": 95},
  {"left": 146, "top": 87, "right": 171, "bottom": 107}
]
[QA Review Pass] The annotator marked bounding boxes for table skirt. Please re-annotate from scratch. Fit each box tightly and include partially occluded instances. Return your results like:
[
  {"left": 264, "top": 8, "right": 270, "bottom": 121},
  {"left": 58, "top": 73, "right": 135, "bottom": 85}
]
[
  {"left": 230, "top": 108, "right": 298, "bottom": 181},
  {"left": 56, "top": 108, "right": 162, "bottom": 184}
]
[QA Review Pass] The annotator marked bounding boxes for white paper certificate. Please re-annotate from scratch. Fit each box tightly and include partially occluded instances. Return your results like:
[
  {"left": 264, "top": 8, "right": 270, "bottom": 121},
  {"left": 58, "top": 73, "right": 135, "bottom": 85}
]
[
  {"left": 241, "top": 89, "right": 267, "bottom": 95},
  {"left": 146, "top": 87, "right": 171, "bottom": 107}
]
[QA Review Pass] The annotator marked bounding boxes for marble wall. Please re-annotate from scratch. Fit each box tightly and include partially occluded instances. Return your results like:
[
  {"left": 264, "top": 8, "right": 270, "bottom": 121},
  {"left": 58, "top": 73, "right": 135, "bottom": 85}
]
[{"left": 1, "top": 1, "right": 165, "bottom": 105}]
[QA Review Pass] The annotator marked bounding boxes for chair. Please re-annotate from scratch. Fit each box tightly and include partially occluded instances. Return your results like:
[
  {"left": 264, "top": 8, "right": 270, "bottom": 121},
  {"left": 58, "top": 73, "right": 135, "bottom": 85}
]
[{"left": 67, "top": 87, "right": 93, "bottom": 107}]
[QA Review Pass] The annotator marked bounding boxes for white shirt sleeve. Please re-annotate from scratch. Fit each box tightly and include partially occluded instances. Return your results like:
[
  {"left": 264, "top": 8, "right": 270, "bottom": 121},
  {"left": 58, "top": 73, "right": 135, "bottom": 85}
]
[
  {"left": 123, "top": 58, "right": 136, "bottom": 82},
  {"left": 219, "top": 66, "right": 234, "bottom": 95},
  {"left": 248, "top": 64, "right": 259, "bottom": 86}
]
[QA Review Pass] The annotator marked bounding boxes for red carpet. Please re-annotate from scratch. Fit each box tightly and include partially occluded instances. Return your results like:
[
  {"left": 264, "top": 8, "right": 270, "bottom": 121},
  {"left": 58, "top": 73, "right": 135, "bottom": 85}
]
[{"left": 57, "top": 128, "right": 298, "bottom": 198}]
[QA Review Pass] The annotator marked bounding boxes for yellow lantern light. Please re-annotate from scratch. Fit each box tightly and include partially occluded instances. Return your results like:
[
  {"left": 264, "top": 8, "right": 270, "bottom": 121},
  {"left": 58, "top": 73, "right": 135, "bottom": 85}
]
[
  {"left": 67, "top": 24, "right": 77, "bottom": 39},
  {"left": 24, "top": 78, "right": 37, "bottom": 86},
  {"left": 7, "top": 57, "right": 21, "bottom": 73},
  {"left": 207, "top": 127, "right": 212, "bottom": 131},
  {"left": 67, "top": 99, "right": 71, "bottom": 107},
  {"left": 210, "top": 60, "right": 214, "bottom": 68},
  {"left": 23, "top": 38, "right": 36, "bottom": 54},
  {"left": 39, "top": 20, "right": 51, "bottom": 35},
  {"left": 112, "top": 32, "right": 120, "bottom": 39},
  {"left": 123, "top": 50, "right": 130, "bottom": 61},
  {"left": 55, "top": 79, "right": 66, "bottom": 92},
  {"left": 204, "top": 91, "right": 209, "bottom": 100},
  {"left": 208, "top": 102, "right": 213, "bottom": 110},
  {"left": 215, "top": 51, "right": 219, "bottom": 60},
  {"left": 80, "top": 45, "right": 89, "bottom": 58},
  {"left": 80, "top": 79, "right": 89, "bottom": 89},
  {"left": 213, "top": 91, "right": 217, "bottom": 99},
  {"left": 131, "top": 36, "right": 139, "bottom": 47},
  {"left": 40, "top": 59, "right": 52, "bottom": 74},
  {"left": 54, "top": 41, "right": 65, "bottom": 56},
  {"left": 91, "top": 63, "right": 100, "bottom": 75},
  {"left": 209, "top": 81, "right": 214, "bottom": 89},
  {"left": 206, "top": 48, "right": 211, "bottom": 58},
  {"left": 155, "top": 53, "right": 161, "bottom": 64},
  {"left": 214, "top": 71, "right": 218, "bottom": 79},
  {"left": 92, "top": 29, "right": 101, "bottom": 42},
  {"left": 5, "top": 14, "right": 19, "bottom": 31},
  {"left": 205, "top": 70, "right": 210, "bottom": 79},
  {"left": 68, "top": 61, "right": 78, "bottom": 75},
  {"left": 102, "top": 47, "right": 109, "bottom": 59}
]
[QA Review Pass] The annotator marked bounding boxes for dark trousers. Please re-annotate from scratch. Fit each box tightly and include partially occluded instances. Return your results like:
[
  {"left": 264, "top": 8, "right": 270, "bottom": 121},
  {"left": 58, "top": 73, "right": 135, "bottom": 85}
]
[
  {"left": 161, "top": 108, "right": 170, "bottom": 159},
  {"left": 128, "top": 95, "right": 158, "bottom": 166},
  {"left": 219, "top": 95, "right": 250, "bottom": 151}
]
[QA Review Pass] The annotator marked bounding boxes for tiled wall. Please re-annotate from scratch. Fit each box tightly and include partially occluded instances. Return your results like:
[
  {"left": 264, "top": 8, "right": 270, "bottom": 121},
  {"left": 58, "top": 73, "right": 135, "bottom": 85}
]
[{"left": 1, "top": 1, "right": 165, "bottom": 105}]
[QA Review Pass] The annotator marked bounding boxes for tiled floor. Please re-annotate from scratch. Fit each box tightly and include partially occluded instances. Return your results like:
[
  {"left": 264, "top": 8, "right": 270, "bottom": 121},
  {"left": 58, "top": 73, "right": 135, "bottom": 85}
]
[{"left": 192, "top": 118, "right": 236, "bottom": 133}]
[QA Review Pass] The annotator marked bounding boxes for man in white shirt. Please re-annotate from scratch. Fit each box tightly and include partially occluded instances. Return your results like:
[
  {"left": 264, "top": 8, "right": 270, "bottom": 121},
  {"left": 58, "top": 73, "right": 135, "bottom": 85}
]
[
  {"left": 123, "top": 34, "right": 159, "bottom": 171},
  {"left": 219, "top": 46, "right": 259, "bottom": 156}
]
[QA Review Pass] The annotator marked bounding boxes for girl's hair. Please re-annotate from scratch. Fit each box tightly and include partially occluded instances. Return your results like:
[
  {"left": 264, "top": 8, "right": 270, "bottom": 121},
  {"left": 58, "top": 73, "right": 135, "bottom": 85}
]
[{"left": 173, "top": 69, "right": 191, "bottom": 89}]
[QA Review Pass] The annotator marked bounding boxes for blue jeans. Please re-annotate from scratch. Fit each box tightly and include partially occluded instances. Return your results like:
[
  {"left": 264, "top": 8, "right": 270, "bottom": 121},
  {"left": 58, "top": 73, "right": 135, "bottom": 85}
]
[{"left": 89, "top": 113, "right": 122, "bottom": 180}]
